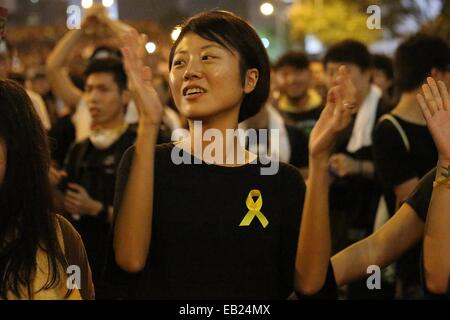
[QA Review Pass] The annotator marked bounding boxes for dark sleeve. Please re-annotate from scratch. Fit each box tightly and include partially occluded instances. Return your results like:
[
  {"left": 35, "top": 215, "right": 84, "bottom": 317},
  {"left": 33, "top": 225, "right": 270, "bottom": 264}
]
[
  {"left": 113, "top": 145, "right": 135, "bottom": 220},
  {"left": 373, "top": 119, "right": 416, "bottom": 188},
  {"left": 295, "top": 262, "right": 338, "bottom": 300},
  {"left": 57, "top": 215, "right": 95, "bottom": 300},
  {"left": 405, "top": 168, "right": 436, "bottom": 222},
  {"left": 280, "top": 163, "right": 306, "bottom": 298}
]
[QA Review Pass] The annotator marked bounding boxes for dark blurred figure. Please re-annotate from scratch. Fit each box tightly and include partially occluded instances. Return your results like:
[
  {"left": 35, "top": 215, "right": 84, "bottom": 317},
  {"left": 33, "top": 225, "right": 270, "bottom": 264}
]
[
  {"left": 371, "top": 54, "right": 396, "bottom": 106},
  {"left": 1, "top": 39, "right": 51, "bottom": 130},
  {"left": 373, "top": 34, "right": 450, "bottom": 299},
  {"left": 309, "top": 58, "right": 328, "bottom": 101},
  {"left": 26, "top": 66, "right": 60, "bottom": 126},
  {"left": 324, "top": 39, "right": 393, "bottom": 300}
]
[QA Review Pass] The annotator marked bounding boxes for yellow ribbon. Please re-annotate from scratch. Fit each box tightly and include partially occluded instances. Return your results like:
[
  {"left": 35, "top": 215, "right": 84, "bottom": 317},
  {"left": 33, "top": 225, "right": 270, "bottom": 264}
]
[{"left": 239, "top": 190, "right": 269, "bottom": 228}]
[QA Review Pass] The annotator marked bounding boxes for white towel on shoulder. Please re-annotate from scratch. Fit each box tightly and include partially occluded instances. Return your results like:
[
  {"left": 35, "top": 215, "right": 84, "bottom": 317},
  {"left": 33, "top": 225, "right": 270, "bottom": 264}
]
[{"left": 346, "top": 85, "right": 382, "bottom": 153}]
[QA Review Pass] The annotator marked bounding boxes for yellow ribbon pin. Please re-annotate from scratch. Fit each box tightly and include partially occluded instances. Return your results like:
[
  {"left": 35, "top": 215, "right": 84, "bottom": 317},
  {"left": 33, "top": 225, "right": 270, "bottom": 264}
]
[{"left": 239, "top": 189, "right": 269, "bottom": 228}]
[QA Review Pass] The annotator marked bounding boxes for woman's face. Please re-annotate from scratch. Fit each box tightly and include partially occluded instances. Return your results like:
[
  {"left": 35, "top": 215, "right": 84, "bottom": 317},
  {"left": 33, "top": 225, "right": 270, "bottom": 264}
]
[
  {"left": 169, "top": 32, "right": 255, "bottom": 122},
  {"left": 0, "top": 138, "right": 6, "bottom": 187}
]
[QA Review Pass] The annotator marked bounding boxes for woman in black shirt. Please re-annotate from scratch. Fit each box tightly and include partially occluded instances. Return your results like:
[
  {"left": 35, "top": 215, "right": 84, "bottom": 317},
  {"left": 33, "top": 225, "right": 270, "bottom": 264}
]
[{"left": 114, "top": 11, "right": 309, "bottom": 299}]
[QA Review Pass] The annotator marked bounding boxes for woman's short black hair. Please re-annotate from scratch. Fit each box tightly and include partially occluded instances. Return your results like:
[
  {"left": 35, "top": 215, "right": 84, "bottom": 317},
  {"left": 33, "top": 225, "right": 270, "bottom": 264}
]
[
  {"left": 394, "top": 33, "right": 450, "bottom": 93},
  {"left": 324, "top": 39, "right": 371, "bottom": 71},
  {"left": 168, "top": 10, "right": 271, "bottom": 122}
]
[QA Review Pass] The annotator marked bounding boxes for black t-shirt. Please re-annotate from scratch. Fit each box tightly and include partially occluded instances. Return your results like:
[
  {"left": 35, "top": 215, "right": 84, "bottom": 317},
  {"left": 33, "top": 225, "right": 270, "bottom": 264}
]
[
  {"left": 63, "top": 128, "right": 136, "bottom": 288},
  {"left": 281, "top": 107, "right": 322, "bottom": 137},
  {"left": 286, "top": 124, "right": 309, "bottom": 169},
  {"left": 405, "top": 168, "right": 435, "bottom": 222},
  {"left": 373, "top": 115, "right": 437, "bottom": 291},
  {"left": 373, "top": 115, "right": 437, "bottom": 214},
  {"left": 48, "top": 114, "right": 76, "bottom": 168},
  {"left": 114, "top": 143, "right": 306, "bottom": 299}
]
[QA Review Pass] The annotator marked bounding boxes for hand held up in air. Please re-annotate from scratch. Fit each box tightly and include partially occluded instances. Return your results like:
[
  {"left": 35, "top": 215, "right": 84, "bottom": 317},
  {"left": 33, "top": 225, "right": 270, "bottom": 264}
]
[
  {"left": 120, "top": 29, "right": 163, "bottom": 129},
  {"left": 417, "top": 77, "right": 450, "bottom": 163},
  {"left": 309, "top": 65, "right": 356, "bottom": 163}
]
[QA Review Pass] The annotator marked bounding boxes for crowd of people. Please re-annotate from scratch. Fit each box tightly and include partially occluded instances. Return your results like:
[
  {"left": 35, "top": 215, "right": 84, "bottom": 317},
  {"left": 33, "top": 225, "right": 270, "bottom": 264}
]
[{"left": 0, "top": 6, "right": 449, "bottom": 300}]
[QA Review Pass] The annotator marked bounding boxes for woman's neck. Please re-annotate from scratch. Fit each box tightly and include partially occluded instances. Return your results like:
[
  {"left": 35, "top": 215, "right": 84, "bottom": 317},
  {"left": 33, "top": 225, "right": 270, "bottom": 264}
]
[
  {"left": 181, "top": 111, "right": 256, "bottom": 166},
  {"left": 392, "top": 89, "right": 426, "bottom": 125}
]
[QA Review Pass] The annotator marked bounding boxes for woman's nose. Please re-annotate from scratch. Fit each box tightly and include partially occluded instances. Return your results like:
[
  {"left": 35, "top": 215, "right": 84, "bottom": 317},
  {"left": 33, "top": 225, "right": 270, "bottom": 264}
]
[{"left": 183, "top": 59, "right": 203, "bottom": 81}]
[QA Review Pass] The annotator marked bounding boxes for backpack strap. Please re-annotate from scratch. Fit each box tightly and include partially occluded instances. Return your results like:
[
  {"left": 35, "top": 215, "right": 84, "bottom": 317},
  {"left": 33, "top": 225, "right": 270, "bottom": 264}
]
[{"left": 379, "top": 114, "right": 411, "bottom": 153}]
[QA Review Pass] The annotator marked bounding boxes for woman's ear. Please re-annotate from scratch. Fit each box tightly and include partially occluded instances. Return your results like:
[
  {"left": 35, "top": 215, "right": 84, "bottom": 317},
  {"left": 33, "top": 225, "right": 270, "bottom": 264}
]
[{"left": 244, "top": 68, "right": 259, "bottom": 94}]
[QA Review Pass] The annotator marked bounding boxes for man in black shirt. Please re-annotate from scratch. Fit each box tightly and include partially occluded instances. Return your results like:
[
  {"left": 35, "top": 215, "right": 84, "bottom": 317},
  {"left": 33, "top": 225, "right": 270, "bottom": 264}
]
[
  {"left": 60, "top": 58, "right": 136, "bottom": 299},
  {"left": 273, "top": 51, "right": 323, "bottom": 137},
  {"left": 324, "top": 40, "right": 392, "bottom": 299}
]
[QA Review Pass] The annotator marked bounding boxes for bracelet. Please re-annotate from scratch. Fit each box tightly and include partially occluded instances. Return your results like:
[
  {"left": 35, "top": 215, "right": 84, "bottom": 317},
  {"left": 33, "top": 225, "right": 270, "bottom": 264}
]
[
  {"left": 433, "top": 176, "right": 450, "bottom": 189},
  {"left": 434, "top": 165, "right": 450, "bottom": 189}
]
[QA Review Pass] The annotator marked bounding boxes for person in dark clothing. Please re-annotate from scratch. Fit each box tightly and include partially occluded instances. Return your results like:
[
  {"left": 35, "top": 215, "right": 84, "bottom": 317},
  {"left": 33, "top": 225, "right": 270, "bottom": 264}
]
[
  {"left": 48, "top": 114, "right": 76, "bottom": 168},
  {"left": 273, "top": 51, "right": 323, "bottom": 138},
  {"left": 323, "top": 39, "right": 392, "bottom": 299},
  {"left": 371, "top": 54, "right": 396, "bottom": 106},
  {"left": 113, "top": 11, "right": 354, "bottom": 299},
  {"left": 373, "top": 34, "right": 450, "bottom": 298},
  {"left": 294, "top": 77, "right": 449, "bottom": 300},
  {"left": 60, "top": 57, "right": 136, "bottom": 299}
]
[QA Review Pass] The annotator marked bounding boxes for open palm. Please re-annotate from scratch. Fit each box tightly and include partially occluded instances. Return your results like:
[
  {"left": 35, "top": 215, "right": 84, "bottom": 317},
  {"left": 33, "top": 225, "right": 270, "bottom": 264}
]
[
  {"left": 121, "top": 29, "right": 163, "bottom": 127},
  {"left": 309, "top": 65, "right": 356, "bottom": 161},
  {"left": 417, "top": 77, "right": 450, "bottom": 161}
]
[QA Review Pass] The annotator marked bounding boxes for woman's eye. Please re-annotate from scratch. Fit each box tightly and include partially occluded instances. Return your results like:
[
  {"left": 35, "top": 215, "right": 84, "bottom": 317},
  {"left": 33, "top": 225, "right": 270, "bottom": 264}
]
[
  {"left": 202, "top": 55, "right": 213, "bottom": 61},
  {"left": 173, "top": 60, "right": 184, "bottom": 67}
]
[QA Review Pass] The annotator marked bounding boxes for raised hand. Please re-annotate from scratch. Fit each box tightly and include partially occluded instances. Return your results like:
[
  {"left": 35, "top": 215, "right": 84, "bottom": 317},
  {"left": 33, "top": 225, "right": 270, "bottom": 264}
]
[
  {"left": 121, "top": 29, "right": 163, "bottom": 127},
  {"left": 81, "top": 4, "right": 108, "bottom": 37},
  {"left": 309, "top": 65, "right": 356, "bottom": 162},
  {"left": 417, "top": 77, "right": 450, "bottom": 162}
]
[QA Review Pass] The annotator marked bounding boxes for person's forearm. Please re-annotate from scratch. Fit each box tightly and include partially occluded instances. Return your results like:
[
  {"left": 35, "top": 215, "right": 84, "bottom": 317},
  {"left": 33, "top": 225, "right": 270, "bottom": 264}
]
[
  {"left": 46, "top": 29, "right": 83, "bottom": 69},
  {"left": 114, "top": 125, "right": 158, "bottom": 273},
  {"left": 105, "top": 19, "right": 133, "bottom": 38},
  {"left": 423, "top": 160, "right": 450, "bottom": 293},
  {"left": 332, "top": 231, "right": 399, "bottom": 286},
  {"left": 295, "top": 158, "right": 332, "bottom": 294},
  {"left": 46, "top": 29, "right": 84, "bottom": 108}
]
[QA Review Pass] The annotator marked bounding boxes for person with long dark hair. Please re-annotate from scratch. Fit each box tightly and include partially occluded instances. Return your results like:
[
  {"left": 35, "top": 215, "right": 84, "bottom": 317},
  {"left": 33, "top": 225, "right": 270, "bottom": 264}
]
[{"left": 0, "top": 79, "right": 94, "bottom": 299}]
